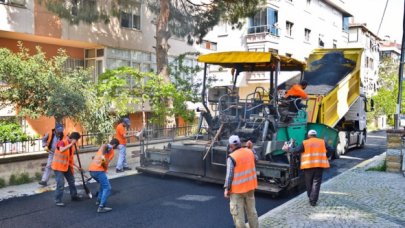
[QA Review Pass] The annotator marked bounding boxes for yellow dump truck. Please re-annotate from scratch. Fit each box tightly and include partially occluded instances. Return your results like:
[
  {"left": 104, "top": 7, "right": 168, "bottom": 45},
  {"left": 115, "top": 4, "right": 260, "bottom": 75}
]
[{"left": 298, "top": 48, "right": 372, "bottom": 158}]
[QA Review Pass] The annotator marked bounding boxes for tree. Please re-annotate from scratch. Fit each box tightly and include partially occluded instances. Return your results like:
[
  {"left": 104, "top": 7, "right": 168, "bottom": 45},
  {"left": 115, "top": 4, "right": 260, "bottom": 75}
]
[
  {"left": 0, "top": 43, "right": 89, "bottom": 123},
  {"left": 370, "top": 57, "right": 405, "bottom": 126},
  {"left": 39, "top": 0, "right": 265, "bottom": 126}
]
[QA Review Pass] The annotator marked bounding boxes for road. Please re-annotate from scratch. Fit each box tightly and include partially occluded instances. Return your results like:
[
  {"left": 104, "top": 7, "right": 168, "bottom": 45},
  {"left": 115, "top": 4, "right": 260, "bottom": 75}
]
[{"left": 0, "top": 131, "right": 386, "bottom": 228}]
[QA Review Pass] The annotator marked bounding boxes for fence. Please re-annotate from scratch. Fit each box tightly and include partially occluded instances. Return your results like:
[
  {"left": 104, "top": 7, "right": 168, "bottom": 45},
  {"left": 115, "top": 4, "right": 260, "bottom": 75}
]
[{"left": 0, "top": 125, "right": 198, "bottom": 156}]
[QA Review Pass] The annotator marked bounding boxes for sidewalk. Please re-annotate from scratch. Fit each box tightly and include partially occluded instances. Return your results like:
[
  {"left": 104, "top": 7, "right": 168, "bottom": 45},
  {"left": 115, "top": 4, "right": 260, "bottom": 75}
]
[
  {"left": 258, "top": 153, "right": 405, "bottom": 227},
  {"left": 0, "top": 169, "right": 139, "bottom": 202}
]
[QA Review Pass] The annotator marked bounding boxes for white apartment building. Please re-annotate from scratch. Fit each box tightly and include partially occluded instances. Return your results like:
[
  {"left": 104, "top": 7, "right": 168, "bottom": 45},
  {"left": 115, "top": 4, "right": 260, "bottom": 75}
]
[
  {"left": 347, "top": 23, "right": 381, "bottom": 97},
  {"left": 200, "top": 0, "right": 353, "bottom": 90}
]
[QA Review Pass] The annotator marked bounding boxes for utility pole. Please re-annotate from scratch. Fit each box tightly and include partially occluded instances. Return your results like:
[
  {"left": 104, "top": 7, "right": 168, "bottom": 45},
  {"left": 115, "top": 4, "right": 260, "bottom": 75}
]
[{"left": 395, "top": 0, "right": 405, "bottom": 129}]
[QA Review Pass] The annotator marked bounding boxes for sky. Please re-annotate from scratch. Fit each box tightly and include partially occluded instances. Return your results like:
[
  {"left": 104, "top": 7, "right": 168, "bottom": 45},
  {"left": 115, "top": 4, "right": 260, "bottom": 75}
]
[{"left": 347, "top": 0, "right": 404, "bottom": 42}]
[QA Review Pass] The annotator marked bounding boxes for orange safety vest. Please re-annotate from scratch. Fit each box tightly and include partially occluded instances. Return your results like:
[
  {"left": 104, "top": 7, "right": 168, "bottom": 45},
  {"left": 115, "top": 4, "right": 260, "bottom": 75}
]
[
  {"left": 51, "top": 137, "right": 75, "bottom": 173},
  {"left": 45, "top": 130, "right": 55, "bottom": 150},
  {"left": 284, "top": 84, "right": 308, "bottom": 99},
  {"left": 115, "top": 123, "right": 127, "bottom": 145},
  {"left": 301, "top": 138, "right": 330, "bottom": 169},
  {"left": 229, "top": 148, "right": 258, "bottom": 194},
  {"left": 88, "top": 145, "right": 115, "bottom": 172}
]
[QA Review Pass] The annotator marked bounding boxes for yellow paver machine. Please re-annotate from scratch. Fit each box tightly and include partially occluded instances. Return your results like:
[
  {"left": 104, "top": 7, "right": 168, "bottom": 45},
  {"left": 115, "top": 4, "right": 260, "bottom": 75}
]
[{"left": 137, "top": 48, "right": 370, "bottom": 196}]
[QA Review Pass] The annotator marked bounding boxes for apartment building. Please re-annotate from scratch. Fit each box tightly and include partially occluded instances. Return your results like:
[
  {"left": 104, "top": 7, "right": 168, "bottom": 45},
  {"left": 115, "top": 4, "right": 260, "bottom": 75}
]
[
  {"left": 347, "top": 23, "right": 381, "bottom": 97},
  {"left": 0, "top": 0, "right": 197, "bottom": 135},
  {"left": 200, "top": 0, "right": 353, "bottom": 94},
  {"left": 380, "top": 39, "right": 401, "bottom": 63}
]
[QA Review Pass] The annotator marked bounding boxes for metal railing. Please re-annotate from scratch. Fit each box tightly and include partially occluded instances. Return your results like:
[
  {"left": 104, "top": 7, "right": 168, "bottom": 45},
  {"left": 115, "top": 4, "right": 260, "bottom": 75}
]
[{"left": 0, "top": 125, "right": 198, "bottom": 156}]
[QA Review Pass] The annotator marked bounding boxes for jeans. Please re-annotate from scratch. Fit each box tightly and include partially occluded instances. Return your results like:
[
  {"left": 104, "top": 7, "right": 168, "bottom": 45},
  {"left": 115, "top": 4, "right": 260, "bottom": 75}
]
[
  {"left": 116, "top": 144, "right": 128, "bottom": 170},
  {"left": 41, "top": 152, "right": 54, "bottom": 182},
  {"left": 229, "top": 190, "right": 258, "bottom": 228},
  {"left": 90, "top": 171, "right": 111, "bottom": 208},
  {"left": 54, "top": 167, "right": 77, "bottom": 203}
]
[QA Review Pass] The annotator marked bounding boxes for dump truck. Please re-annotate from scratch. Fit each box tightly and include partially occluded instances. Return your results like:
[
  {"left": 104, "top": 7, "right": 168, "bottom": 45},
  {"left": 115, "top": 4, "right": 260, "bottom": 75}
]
[
  {"left": 282, "top": 48, "right": 372, "bottom": 158},
  {"left": 137, "top": 48, "right": 369, "bottom": 196}
]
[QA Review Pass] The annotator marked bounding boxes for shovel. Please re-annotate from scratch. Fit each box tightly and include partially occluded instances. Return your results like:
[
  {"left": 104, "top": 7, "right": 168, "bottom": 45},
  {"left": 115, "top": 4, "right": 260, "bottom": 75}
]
[{"left": 74, "top": 144, "right": 93, "bottom": 199}]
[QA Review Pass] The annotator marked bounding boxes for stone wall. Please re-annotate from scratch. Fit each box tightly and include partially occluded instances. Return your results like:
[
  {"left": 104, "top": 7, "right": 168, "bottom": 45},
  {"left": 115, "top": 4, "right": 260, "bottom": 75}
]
[{"left": 385, "top": 129, "right": 404, "bottom": 173}]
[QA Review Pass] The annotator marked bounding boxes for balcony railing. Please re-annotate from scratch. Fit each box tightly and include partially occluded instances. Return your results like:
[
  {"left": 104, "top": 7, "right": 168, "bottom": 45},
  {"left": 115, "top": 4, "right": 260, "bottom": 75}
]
[{"left": 247, "top": 25, "right": 279, "bottom": 36}]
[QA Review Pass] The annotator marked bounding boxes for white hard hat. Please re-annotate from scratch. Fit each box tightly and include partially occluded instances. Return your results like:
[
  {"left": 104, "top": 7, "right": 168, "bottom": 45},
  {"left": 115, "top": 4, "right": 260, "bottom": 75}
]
[
  {"left": 228, "top": 135, "right": 241, "bottom": 145},
  {"left": 308, "top": 129, "right": 317, "bottom": 136}
]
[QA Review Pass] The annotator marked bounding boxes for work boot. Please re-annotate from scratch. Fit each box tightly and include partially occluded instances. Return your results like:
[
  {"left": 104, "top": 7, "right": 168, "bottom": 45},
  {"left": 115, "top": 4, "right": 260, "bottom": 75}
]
[
  {"left": 55, "top": 202, "right": 65, "bottom": 207},
  {"left": 97, "top": 207, "right": 112, "bottom": 213},
  {"left": 38, "top": 181, "right": 47, "bottom": 186},
  {"left": 71, "top": 195, "right": 84, "bottom": 201},
  {"left": 123, "top": 167, "right": 132, "bottom": 171},
  {"left": 116, "top": 169, "right": 124, "bottom": 173}
]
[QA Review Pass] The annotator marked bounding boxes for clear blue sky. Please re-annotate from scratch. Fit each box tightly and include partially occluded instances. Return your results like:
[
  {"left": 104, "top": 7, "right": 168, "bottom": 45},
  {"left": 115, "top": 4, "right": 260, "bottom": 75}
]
[{"left": 348, "top": 0, "right": 404, "bottom": 42}]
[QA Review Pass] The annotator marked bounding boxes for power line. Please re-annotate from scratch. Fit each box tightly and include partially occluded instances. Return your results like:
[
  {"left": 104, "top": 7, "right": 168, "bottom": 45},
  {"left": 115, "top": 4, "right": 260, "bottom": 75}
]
[{"left": 377, "top": 0, "right": 389, "bottom": 36}]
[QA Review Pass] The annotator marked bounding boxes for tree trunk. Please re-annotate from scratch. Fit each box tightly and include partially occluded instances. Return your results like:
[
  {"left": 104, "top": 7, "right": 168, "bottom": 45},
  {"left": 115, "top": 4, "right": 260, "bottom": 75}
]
[{"left": 156, "top": 0, "right": 175, "bottom": 127}]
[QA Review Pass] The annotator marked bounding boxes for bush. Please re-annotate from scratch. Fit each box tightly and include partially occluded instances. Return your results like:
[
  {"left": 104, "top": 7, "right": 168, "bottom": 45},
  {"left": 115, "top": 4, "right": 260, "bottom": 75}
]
[
  {"left": 0, "top": 121, "right": 32, "bottom": 143},
  {"left": 0, "top": 178, "right": 5, "bottom": 188},
  {"left": 34, "top": 172, "right": 42, "bottom": 181},
  {"left": 9, "top": 172, "right": 32, "bottom": 185}
]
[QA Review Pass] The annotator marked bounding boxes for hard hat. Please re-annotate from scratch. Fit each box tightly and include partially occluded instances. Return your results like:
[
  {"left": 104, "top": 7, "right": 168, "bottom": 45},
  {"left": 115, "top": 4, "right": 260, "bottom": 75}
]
[
  {"left": 123, "top": 118, "right": 131, "bottom": 126},
  {"left": 228, "top": 135, "right": 241, "bottom": 145},
  {"left": 55, "top": 123, "right": 64, "bottom": 133},
  {"left": 308, "top": 129, "right": 317, "bottom": 136}
]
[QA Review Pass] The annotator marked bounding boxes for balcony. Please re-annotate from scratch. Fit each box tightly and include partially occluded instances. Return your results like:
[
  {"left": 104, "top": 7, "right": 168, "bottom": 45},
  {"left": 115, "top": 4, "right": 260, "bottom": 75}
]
[{"left": 246, "top": 25, "right": 280, "bottom": 44}]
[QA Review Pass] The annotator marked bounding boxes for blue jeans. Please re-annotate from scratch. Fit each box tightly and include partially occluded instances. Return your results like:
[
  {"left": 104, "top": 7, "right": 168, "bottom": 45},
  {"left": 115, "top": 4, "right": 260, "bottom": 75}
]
[
  {"left": 90, "top": 171, "right": 111, "bottom": 208},
  {"left": 116, "top": 144, "right": 128, "bottom": 170},
  {"left": 54, "top": 167, "right": 77, "bottom": 203}
]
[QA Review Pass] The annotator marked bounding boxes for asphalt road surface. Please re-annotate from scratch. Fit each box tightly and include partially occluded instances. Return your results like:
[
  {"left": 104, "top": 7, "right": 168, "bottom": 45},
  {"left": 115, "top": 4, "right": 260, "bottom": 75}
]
[{"left": 0, "top": 131, "right": 386, "bottom": 228}]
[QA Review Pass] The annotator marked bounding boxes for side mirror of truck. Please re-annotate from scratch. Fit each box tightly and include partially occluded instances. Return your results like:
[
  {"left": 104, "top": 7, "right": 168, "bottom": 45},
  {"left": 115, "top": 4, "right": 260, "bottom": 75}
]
[{"left": 365, "top": 98, "right": 375, "bottom": 112}]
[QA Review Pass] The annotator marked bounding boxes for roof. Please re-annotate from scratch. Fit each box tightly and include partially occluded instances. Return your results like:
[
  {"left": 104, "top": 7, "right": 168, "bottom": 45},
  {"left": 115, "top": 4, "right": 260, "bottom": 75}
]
[{"left": 197, "top": 51, "right": 306, "bottom": 72}]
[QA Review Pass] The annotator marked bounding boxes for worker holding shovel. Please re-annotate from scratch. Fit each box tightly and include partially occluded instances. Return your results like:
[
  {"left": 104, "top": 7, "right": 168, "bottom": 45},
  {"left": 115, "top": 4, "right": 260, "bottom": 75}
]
[
  {"left": 51, "top": 132, "right": 83, "bottom": 207},
  {"left": 88, "top": 138, "right": 119, "bottom": 213}
]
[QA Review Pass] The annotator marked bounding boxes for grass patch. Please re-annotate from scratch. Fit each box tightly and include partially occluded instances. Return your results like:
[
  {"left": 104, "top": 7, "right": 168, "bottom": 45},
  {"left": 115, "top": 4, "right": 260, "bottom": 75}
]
[
  {"left": 9, "top": 172, "right": 32, "bottom": 185},
  {"left": 366, "top": 160, "right": 387, "bottom": 172},
  {"left": 34, "top": 172, "right": 42, "bottom": 181}
]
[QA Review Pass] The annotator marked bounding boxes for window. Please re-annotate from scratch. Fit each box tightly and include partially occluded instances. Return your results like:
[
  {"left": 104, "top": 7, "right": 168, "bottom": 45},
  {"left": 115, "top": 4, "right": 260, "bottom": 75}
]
[
  {"left": 342, "top": 16, "right": 349, "bottom": 32},
  {"left": 200, "top": 40, "right": 217, "bottom": 51},
  {"left": 120, "top": 3, "right": 141, "bottom": 30},
  {"left": 286, "top": 21, "right": 294, "bottom": 37},
  {"left": 0, "top": 0, "right": 25, "bottom": 6},
  {"left": 318, "top": 34, "right": 324, "bottom": 47},
  {"left": 304, "top": 28, "right": 311, "bottom": 42},
  {"left": 333, "top": 39, "right": 337, "bottom": 48},
  {"left": 306, "top": 0, "right": 311, "bottom": 7},
  {"left": 248, "top": 8, "right": 278, "bottom": 36}
]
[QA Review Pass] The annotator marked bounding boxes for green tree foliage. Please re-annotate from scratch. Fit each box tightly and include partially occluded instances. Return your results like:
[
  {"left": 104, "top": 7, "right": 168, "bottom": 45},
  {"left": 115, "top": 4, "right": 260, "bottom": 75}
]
[
  {"left": 370, "top": 58, "right": 405, "bottom": 126},
  {"left": 0, "top": 43, "right": 91, "bottom": 122},
  {"left": 0, "top": 120, "right": 31, "bottom": 143}
]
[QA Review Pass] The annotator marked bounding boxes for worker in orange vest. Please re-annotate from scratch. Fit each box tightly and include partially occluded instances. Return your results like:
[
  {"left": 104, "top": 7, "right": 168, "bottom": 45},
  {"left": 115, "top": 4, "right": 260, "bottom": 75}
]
[
  {"left": 39, "top": 122, "right": 64, "bottom": 186},
  {"left": 283, "top": 129, "right": 334, "bottom": 206},
  {"left": 224, "top": 135, "right": 258, "bottom": 228},
  {"left": 115, "top": 117, "right": 132, "bottom": 173},
  {"left": 51, "top": 132, "right": 83, "bottom": 207},
  {"left": 88, "top": 138, "right": 119, "bottom": 213}
]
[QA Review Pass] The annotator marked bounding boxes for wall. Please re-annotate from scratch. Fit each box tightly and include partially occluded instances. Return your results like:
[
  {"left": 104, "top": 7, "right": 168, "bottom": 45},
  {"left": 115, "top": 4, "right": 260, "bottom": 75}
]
[{"left": 0, "top": 144, "right": 141, "bottom": 186}]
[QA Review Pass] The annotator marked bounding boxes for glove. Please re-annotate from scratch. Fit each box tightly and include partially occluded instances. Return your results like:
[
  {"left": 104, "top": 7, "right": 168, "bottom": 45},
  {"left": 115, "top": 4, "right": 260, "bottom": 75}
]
[
  {"left": 44, "top": 147, "right": 50, "bottom": 153},
  {"left": 282, "top": 142, "right": 290, "bottom": 152}
]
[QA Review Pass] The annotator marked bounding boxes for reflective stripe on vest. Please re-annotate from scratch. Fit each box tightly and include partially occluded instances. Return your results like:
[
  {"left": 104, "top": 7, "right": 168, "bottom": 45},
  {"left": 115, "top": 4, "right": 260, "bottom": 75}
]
[
  {"left": 229, "top": 148, "right": 258, "bottom": 194},
  {"left": 301, "top": 138, "right": 330, "bottom": 169},
  {"left": 51, "top": 138, "right": 73, "bottom": 172}
]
